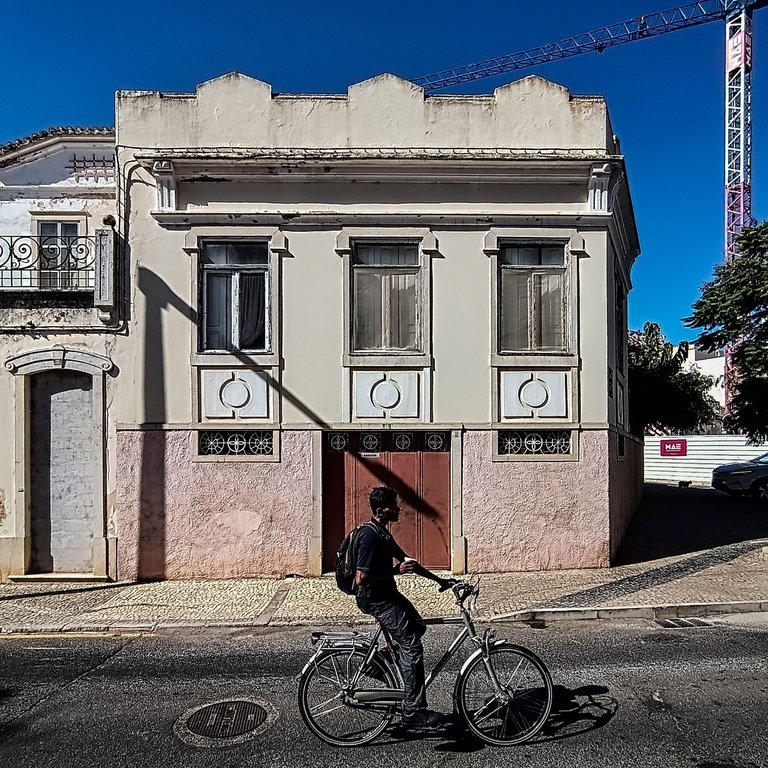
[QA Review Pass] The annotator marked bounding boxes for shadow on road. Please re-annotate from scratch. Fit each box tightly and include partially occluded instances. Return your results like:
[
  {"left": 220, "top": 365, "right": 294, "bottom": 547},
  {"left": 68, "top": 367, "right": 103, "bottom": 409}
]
[
  {"left": 615, "top": 483, "right": 768, "bottom": 565},
  {"left": 536, "top": 684, "right": 617, "bottom": 742},
  {"left": 377, "top": 684, "right": 615, "bottom": 752}
]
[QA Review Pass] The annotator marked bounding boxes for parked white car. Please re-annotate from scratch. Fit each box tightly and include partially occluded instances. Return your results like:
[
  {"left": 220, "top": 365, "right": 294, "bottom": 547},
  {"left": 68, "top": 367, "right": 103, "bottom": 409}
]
[{"left": 712, "top": 452, "right": 768, "bottom": 499}]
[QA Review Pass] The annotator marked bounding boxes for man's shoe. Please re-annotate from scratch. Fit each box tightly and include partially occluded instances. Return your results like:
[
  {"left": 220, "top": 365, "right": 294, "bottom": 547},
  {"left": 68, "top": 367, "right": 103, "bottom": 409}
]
[{"left": 401, "top": 709, "right": 446, "bottom": 730}]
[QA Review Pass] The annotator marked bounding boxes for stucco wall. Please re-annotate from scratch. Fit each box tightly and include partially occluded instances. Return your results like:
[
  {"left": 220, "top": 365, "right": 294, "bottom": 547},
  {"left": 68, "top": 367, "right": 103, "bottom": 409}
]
[
  {"left": 114, "top": 428, "right": 313, "bottom": 579},
  {"left": 608, "top": 431, "right": 644, "bottom": 558},
  {"left": 462, "top": 430, "right": 610, "bottom": 572},
  {"left": 117, "top": 73, "right": 613, "bottom": 152}
]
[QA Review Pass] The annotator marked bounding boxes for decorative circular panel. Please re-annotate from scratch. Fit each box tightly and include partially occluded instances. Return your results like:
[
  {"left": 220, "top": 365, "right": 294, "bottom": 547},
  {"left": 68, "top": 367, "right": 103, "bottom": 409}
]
[
  {"left": 227, "top": 433, "right": 248, "bottom": 453},
  {"left": 361, "top": 433, "right": 381, "bottom": 452},
  {"left": 520, "top": 379, "right": 549, "bottom": 409},
  {"left": 221, "top": 379, "right": 251, "bottom": 409},
  {"left": 329, "top": 433, "right": 348, "bottom": 451},
  {"left": 394, "top": 433, "right": 413, "bottom": 451},
  {"left": 524, "top": 433, "right": 545, "bottom": 453},
  {"left": 372, "top": 379, "right": 401, "bottom": 410},
  {"left": 425, "top": 433, "right": 446, "bottom": 451},
  {"left": 200, "top": 432, "right": 226, "bottom": 455}
]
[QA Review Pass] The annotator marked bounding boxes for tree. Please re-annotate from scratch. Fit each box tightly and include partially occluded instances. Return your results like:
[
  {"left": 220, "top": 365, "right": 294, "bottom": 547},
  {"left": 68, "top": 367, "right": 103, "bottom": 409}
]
[
  {"left": 627, "top": 322, "right": 720, "bottom": 437},
  {"left": 687, "top": 222, "right": 768, "bottom": 444}
]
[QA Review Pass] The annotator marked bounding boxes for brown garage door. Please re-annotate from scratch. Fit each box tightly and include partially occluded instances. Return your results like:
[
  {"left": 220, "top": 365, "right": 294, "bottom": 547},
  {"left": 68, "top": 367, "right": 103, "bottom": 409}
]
[{"left": 322, "top": 431, "right": 451, "bottom": 571}]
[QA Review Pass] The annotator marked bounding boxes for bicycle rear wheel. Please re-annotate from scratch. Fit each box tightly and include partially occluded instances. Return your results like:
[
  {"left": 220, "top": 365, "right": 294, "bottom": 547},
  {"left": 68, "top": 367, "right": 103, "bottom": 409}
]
[
  {"left": 456, "top": 644, "right": 553, "bottom": 746},
  {"left": 298, "top": 648, "right": 398, "bottom": 746}
]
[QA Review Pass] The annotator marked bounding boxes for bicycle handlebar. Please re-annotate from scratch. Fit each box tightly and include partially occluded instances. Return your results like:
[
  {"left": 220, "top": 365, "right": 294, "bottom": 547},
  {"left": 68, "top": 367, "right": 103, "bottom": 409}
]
[{"left": 439, "top": 579, "right": 479, "bottom": 605}]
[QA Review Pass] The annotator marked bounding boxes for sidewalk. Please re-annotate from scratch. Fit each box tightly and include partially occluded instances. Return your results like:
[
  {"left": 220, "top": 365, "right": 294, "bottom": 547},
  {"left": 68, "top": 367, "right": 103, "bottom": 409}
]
[{"left": 2, "top": 537, "right": 767, "bottom": 633}]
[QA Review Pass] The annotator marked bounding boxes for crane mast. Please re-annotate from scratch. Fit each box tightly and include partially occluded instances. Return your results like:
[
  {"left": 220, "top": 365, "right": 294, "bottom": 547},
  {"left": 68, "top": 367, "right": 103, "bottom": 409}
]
[
  {"left": 413, "top": 0, "right": 766, "bottom": 417},
  {"left": 725, "top": 8, "right": 753, "bottom": 262}
]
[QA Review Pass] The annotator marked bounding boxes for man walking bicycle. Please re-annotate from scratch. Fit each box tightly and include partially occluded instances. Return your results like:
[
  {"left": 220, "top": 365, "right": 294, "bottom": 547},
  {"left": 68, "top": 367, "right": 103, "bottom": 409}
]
[{"left": 353, "top": 486, "right": 454, "bottom": 730}]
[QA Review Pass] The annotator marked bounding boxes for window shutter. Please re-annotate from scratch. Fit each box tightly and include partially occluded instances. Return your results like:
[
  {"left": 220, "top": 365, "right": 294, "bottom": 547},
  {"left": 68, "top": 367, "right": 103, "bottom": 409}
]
[{"left": 94, "top": 228, "right": 115, "bottom": 309}]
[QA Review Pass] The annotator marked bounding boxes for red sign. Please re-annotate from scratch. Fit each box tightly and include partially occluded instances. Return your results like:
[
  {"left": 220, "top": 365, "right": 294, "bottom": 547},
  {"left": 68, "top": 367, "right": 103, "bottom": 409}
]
[{"left": 660, "top": 439, "right": 687, "bottom": 457}]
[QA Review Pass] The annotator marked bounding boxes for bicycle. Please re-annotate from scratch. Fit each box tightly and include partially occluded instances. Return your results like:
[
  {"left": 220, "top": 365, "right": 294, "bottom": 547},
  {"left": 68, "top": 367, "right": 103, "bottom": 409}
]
[{"left": 297, "top": 580, "right": 553, "bottom": 747}]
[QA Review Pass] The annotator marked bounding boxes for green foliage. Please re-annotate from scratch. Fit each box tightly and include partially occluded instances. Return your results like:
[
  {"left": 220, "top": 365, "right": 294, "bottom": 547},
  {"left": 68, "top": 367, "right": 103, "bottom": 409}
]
[
  {"left": 687, "top": 222, "right": 768, "bottom": 444},
  {"left": 627, "top": 322, "right": 720, "bottom": 437}
]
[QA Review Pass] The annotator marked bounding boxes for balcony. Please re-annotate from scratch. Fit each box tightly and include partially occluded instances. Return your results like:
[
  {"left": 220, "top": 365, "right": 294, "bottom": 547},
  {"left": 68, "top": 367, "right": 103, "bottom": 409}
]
[{"left": 0, "top": 234, "right": 97, "bottom": 290}]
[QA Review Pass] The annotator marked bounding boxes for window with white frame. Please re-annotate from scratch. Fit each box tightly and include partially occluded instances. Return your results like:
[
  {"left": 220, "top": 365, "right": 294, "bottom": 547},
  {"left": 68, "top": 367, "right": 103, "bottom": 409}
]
[
  {"left": 351, "top": 242, "right": 421, "bottom": 353},
  {"left": 498, "top": 244, "right": 567, "bottom": 353},
  {"left": 201, "top": 242, "right": 270, "bottom": 352}
]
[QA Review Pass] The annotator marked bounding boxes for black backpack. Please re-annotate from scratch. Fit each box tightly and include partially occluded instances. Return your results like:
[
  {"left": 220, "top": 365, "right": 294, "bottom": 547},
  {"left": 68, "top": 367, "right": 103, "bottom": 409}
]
[{"left": 335, "top": 522, "right": 379, "bottom": 595}]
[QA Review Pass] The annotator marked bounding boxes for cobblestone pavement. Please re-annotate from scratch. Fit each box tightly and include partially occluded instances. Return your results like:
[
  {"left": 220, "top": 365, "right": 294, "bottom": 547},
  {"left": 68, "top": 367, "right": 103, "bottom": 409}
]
[
  {"left": 1, "top": 541, "right": 766, "bottom": 631},
  {"left": 2, "top": 484, "right": 767, "bottom": 631}
]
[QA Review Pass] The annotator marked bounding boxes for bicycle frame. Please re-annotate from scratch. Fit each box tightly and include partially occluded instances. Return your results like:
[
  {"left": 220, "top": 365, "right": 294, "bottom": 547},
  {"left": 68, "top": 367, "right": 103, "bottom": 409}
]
[{"left": 335, "top": 599, "right": 500, "bottom": 704}]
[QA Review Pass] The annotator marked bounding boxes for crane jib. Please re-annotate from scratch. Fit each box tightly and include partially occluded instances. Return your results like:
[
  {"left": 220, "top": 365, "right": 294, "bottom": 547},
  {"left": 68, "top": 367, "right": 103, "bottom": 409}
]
[{"left": 412, "top": 1, "right": 766, "bottom": 92}]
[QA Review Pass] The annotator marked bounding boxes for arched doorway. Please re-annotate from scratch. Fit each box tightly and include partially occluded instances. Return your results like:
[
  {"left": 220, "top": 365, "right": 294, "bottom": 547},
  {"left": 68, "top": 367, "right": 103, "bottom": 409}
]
[{"left": 5, "top": 346, "right": 113, "bottom": 578}]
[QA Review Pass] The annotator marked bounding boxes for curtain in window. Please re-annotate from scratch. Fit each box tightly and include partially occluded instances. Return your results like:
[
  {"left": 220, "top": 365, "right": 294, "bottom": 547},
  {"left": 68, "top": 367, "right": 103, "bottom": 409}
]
[
  {"left": 388, "top": 272, "right": 418, "bottom": 350},
  {"left": 240, "top": 272, "right": 266, "bottom": 349},
  {"left": 500, "top": 270, "right": 529, "bottom": 351},
  {"left": 534, "top": 273, "right": 563, "bottom": 351},
  {"left": 205, "top": 273, "right": 232, "bottom": 350},
  {"left": 354, "top": 271, "right": 383, "bottom": 349}
]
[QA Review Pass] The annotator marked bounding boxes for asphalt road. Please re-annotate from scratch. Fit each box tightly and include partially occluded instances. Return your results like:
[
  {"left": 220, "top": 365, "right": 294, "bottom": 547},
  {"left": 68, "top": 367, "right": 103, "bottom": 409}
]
[{"left": 0, "top": 615, "right": 767, "bottom": 768}]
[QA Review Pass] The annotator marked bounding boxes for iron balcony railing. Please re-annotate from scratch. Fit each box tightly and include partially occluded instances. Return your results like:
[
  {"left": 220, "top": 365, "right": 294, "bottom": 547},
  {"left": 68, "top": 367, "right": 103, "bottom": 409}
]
[{"left": 0, "top": 234, "right": 97, "bottom": 290}]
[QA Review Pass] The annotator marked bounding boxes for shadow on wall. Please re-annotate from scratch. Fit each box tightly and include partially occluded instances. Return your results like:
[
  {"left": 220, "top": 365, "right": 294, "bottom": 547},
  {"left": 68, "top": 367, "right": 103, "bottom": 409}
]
[
  {"left": 133, "top": 267, "right": 337, "bottom": 581},
  {"left": 614, "top": 482, "right": 768, "bottom": 565}
]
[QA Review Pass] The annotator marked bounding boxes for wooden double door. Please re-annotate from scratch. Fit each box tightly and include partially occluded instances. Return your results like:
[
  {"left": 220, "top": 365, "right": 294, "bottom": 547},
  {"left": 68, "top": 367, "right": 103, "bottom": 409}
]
[{"left": 322, "top": 431, "right": 451, "bottom": 571}]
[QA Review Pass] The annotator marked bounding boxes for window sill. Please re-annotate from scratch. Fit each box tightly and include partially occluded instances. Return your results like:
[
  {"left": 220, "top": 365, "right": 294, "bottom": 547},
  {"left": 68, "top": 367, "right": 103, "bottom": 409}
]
[
  {"left": 492, "top": 452, "right": 578, "bottom": 463},
  {"left": 491, "top": 353, "right": 577, "bottom": 368},
  {"left": 193, "top": 453, "right": 280, "bottom": 463},
  {"left": 191, "top": 351, "right": 280, "bottom": 367},
  {"left": 344, "top": 352, "right": 431, "bottom": 368}
]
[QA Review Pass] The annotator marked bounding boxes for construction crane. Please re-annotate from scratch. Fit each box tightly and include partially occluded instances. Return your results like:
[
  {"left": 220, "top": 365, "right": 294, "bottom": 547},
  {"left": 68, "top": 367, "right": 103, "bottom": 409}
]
[{"left": 413, "top": 0, "right": 768, "bottom": 413}]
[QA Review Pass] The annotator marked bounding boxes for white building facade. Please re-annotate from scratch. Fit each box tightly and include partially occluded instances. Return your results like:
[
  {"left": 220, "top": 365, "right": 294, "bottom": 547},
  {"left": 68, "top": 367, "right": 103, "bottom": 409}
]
[{"left": 0, "top": 73, "right": 643, "bottom": 581}]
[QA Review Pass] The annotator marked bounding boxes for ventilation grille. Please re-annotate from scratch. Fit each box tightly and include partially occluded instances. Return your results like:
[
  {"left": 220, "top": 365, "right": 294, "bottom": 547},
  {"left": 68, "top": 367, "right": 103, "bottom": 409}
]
[
  {"left": 199, "top": 431, "right": 274, "bottom": 456},
  {"left": 498, "top": 430, "right": 571, "bottom": 456}
]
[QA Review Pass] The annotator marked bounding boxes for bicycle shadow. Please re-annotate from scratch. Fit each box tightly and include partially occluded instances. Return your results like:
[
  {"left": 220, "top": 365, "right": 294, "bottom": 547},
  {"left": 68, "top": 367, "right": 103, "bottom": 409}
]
[{"left": 378, "top": 684, "right": 616, "bottom": 751}]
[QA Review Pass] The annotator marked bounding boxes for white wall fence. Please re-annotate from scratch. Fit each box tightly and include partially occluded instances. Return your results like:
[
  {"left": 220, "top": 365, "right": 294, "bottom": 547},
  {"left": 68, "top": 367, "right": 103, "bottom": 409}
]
[{"left": 644, "top": 435, "right": 765, "bottom": 484}]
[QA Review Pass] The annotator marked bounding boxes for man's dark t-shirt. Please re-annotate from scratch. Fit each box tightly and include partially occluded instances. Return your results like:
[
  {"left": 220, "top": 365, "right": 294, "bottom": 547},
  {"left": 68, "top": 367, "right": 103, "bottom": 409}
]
[{"left": 354, "top": 519, "right": 407, "bottom": 601}]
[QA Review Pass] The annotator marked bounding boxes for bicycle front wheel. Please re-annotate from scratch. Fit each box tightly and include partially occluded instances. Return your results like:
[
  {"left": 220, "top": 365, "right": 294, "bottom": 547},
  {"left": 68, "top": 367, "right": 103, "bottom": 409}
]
[
  {"left": 456, "top": 644, "right": 553, "bottom": 746},
  {"left": 298, "top": 649, "right": 398, "bottom": 747}
]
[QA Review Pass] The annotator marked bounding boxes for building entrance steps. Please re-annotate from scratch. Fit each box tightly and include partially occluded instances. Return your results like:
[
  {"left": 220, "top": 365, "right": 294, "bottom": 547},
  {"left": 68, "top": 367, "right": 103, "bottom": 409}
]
[{"left": 1, "top": 484, "right": 766, "bottom": 633}]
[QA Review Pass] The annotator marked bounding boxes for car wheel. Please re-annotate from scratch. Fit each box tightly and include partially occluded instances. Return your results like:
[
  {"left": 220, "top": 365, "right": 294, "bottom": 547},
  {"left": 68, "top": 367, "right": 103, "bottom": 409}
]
[{"left": 750, "top": 479, "right": 768, "bottom": 501}]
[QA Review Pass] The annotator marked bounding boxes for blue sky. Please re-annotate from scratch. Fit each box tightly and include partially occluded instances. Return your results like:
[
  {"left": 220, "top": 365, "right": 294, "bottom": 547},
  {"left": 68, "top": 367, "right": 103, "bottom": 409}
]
[{"left": 2, "top": 0, "right": 766, "bottom": 343}]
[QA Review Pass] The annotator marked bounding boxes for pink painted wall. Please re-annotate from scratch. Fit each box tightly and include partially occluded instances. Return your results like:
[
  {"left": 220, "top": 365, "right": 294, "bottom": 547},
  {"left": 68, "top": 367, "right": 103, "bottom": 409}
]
[
  {"left": 115, "top": 429, "right": 313, "bottom": 579},
  {"left": 462, "top": 430, "right": 611, "bottom": 572},
  {"left": 608, "top": 432, "right": 644, "bottom": 559}
]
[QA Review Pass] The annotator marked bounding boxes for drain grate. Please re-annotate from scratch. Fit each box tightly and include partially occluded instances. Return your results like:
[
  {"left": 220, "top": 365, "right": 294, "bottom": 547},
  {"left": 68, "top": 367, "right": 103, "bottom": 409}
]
[
  {"left": 655, "top": 617, "right": 712, "bottom": 629},
  {"left": 175, "top": 698, "right": 278, "bottom": 748},
  {"left": 187, "top": 701, "right": 267, "bottom": 738}
]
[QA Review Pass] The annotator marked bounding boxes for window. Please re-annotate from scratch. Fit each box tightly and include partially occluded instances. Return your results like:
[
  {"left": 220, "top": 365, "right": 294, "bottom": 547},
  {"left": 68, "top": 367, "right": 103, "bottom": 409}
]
[
  {"left": 351, "top": 242, "right": 420, "bottom": 353},
  {"left": 499, "top": 245, "right": 567, "bottom": 353},
  {"left": 615, "top": 272, "right": 626, "bottom": 372},
  {"left": 38, "top": 220, "right": 88, "bottom": 289},
  {"left": 201, "top": 242, "right": 269, "bottom": 352}
]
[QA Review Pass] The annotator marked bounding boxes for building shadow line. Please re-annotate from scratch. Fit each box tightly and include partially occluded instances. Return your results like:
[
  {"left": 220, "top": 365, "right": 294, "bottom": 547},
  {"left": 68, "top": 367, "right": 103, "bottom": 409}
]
[{"left": 537, "top": 538, "right": 767, "bottom": 610}]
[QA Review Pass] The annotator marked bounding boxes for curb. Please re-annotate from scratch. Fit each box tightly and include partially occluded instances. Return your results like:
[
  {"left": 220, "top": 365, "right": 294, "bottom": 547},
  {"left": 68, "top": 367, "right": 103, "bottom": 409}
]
[
  {"left": 1, "top": 601, "right": 766, "bottom": 634},
  {"left": 491, "top": 600, "right": 768, "bottom": 623}
]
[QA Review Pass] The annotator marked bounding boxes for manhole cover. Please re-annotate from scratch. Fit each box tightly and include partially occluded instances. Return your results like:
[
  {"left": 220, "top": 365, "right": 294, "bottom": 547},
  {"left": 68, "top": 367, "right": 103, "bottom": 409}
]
[
  {"left": 174, "top": 698, "right": 278, "bottom": 748},
  {"left": 188, "top": 701, "right": 266, "bottom": 738}
]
